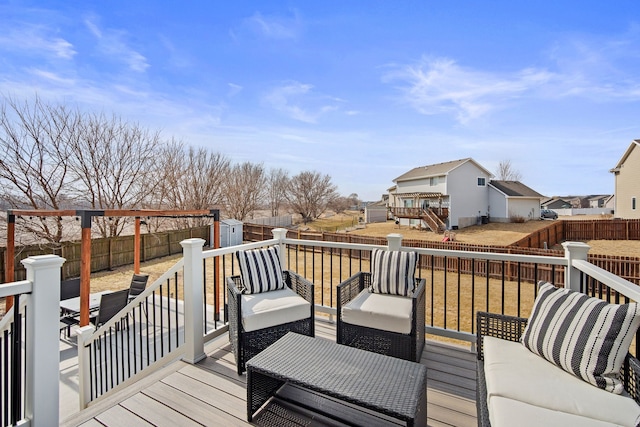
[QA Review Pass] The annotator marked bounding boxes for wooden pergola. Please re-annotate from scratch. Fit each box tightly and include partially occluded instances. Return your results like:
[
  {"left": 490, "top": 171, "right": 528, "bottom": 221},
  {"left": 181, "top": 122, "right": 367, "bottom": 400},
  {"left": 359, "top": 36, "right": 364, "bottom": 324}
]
[{"left": 5, "top": 209, "right": 220, "bottom": 326}]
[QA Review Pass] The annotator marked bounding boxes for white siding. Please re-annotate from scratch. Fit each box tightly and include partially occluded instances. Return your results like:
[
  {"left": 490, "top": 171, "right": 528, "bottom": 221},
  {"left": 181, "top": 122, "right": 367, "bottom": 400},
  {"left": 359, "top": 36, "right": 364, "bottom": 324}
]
[
  {"left": 615, "top": 145, "right": 640, "bottom": 219},
  {"left": 447, "top": 162, "right": 491, "bottom": 228},
  {"left": 489, "top": 187, "right": 509, "bottom": 222},
  {"left": 507, "top": 198, "right": 538, "bottom": 221},
  {"left": 396, "top": 176, "right": 446, "bottom": 195}
]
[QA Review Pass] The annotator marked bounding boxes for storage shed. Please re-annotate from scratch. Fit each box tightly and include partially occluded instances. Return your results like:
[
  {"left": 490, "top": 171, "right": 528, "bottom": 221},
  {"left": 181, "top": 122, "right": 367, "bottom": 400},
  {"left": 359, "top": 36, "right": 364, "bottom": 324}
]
[{"left": 215, "top": 219, "right": 243, "bottom": 247}]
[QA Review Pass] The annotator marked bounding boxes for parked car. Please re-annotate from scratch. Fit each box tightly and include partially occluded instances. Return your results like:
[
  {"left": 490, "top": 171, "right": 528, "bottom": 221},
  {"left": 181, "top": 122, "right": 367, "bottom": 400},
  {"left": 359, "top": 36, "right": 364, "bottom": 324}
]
[{"left": 540, "top": 209, "right": 558, "bottom": 220}]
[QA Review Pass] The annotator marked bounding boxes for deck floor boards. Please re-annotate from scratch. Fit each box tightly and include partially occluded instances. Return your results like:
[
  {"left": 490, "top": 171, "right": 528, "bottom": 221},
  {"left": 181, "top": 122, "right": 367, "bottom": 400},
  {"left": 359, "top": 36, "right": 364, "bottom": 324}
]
[{"left": 62, "top": 321, "right": 477, "bottom": 427}]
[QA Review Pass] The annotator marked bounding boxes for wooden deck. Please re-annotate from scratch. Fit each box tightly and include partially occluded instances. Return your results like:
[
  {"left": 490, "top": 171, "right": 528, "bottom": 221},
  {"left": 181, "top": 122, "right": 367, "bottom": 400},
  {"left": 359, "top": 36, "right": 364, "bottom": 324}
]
[{"left": 61, "top": 321, "right": 477, "bottom": 427}]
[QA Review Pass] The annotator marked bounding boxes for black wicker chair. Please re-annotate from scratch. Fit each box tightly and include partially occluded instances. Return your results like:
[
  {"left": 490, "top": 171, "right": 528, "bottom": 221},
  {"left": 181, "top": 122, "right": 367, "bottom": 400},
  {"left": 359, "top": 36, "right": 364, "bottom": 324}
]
[
  {"left": 226, "top": 270, "right": 314, "bottom": 375},
  {"left": 337, "top": 272, "right": 426, "bottom": 362},
  {"left": 476, "top": 311, "right": 640, "bottom": 427}
]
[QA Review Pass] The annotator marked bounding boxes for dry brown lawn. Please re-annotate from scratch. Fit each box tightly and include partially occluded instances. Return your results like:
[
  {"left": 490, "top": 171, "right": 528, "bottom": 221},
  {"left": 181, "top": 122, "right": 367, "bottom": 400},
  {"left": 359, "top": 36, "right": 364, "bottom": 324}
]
[{"left": 346, "top": 218, "right": 551, "bottom": 246}]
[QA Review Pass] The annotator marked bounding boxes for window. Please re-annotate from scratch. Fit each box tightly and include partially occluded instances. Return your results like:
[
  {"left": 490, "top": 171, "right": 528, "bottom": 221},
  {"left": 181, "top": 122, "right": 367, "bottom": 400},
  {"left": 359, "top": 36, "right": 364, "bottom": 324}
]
[
  {"left": 430, "top": 176, "right": 439, "bottom": 186},
  {"left": 477, "top": 177, "right": 486, "bottom": 186},
  {"left": 633, "top": 197, "right": 637, "bottom": 210}
]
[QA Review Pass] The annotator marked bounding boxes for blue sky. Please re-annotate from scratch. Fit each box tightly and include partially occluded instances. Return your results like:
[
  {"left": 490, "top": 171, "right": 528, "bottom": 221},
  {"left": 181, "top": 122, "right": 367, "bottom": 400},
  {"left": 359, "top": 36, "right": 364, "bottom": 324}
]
[{"left": 1, "top": 1, "right": 639, "bottom": 201}]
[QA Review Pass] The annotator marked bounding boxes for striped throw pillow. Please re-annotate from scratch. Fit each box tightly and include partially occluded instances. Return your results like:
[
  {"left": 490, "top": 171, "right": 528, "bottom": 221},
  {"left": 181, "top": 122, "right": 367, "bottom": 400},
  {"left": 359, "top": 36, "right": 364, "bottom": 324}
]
[
  {"left": 236, "top": 246, "right": 285, "bottom": 294},
  {"left": 370, "top": 249, "right": 418, "bottom": 297},
  {"left": 521, "top": 282, "right": 640, "bottom": 393}
]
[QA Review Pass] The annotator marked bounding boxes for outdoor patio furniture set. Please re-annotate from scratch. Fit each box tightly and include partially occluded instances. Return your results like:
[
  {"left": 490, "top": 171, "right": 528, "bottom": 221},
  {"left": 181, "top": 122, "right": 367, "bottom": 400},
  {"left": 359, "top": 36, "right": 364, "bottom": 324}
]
[
  {"left": 226, "top": 245, "right": 427, "bottom": 424},
  {"left": 227, "top": 244, "right": 640, "bottom": 426}
]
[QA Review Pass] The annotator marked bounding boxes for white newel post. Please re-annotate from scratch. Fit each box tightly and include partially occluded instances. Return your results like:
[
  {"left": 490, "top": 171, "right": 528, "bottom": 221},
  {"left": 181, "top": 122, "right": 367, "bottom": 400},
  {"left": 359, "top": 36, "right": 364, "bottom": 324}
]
[
  {"left": 562, "top": 241, "right": 590, "bottom": 292},
  {"left": 181, "top": 238, "right": 206, "bottom": 364},
  {"left": 21, "top": 254, "right": 66, "bottom": 427},
  {"left": 272, "top": 228, "right": 288, "bottom": 271},
  {"left": 77, "top": 325, "right": 94, "bottom": 409},
  {"left": 387, "top": 233, "right": 403, "bottom": 251}
]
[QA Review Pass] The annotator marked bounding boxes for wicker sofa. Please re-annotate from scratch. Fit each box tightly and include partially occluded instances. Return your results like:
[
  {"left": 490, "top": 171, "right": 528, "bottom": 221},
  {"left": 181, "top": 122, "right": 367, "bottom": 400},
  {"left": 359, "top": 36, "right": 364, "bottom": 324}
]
[{"left": 476, "top": 311, "right": 640, "bottom": 427}]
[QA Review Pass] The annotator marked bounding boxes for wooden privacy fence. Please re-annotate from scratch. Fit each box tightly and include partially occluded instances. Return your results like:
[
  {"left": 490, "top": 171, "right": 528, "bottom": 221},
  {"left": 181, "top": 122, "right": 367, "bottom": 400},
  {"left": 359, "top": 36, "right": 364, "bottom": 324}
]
[
  {"left": 512, "top": 219, "right": 640, "bottom": 249},
  {"left": 0, "top": 226, "right": 210, "bottom": 282},
  {"left": 244, "top": 222, "right": 640, "bottom": 286},
  {"left": 563, "top": 219, "right": 640, "bottom": 241}
]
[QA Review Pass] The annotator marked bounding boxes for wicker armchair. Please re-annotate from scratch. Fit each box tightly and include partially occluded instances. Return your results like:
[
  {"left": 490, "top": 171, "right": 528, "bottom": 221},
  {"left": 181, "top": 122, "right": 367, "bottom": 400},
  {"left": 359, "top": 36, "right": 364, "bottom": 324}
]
[
  {"left": 227, "top": 270, "right": 314, "bottom": 374},
  {"left": 337, "top": 271, "right": 426, "bottom": 362},
  {"left": 476, "top": 311, "right": 640, "bottom": 427}
]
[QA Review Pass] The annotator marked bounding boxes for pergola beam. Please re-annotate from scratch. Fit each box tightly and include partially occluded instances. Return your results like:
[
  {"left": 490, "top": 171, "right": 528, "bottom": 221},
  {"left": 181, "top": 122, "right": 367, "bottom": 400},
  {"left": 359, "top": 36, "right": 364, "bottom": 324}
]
[{"left": 5, "top": 208, "right": 220, "bottom": 325}]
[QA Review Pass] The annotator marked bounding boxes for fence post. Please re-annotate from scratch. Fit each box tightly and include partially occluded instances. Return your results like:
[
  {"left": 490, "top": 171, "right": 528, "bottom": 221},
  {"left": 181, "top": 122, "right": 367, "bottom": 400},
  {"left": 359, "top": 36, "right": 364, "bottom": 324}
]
[
  {"left": 562, "top": 241, "right": 590, "bottom": 292},
  {"left": 181, "top": 238, "right": 206, "bottom": 364},
  {"left": 76, "top": 325, "right": 94, "bottom": 409},
  {"left": 21, "top": 254, "right": 65, "bottom": 426},
  {"left": 387, "top": 233, "right": 403, "bottom": 251},
  {"left": 272, "top": 228, "right": 288, "bottom": 270}
]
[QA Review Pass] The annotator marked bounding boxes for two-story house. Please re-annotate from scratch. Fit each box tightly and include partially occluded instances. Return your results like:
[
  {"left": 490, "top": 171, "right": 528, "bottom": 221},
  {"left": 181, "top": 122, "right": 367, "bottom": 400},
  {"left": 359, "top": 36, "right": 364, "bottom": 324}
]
[
  {"left": 610, "top": 140, "right": 640, "bottom": 219},
  {"left": 388, "top": 158, "right": 544, "bottom": 230}
]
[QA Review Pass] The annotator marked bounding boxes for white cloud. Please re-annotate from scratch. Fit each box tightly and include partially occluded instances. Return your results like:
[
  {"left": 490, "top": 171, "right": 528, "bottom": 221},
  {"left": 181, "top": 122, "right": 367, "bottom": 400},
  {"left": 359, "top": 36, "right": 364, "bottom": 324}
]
[
  {"left": 244, "top": 11, "right": 301, "bottom": 40},
  {"left": 384, "top": 57, "right": 553, "bottom": 123},
  {"left": 0, "top": 26, "right": 76, "bottom": 59},
  {"left": 28, "top": 69, "right": 75, "bottom": 85},
  {"left": 227, "top": 83, "right": 243, "bottom": 97},
  {"left": 263, "top": 81, "right": 338, "bottom": 123},
  {"left": 543, "top": 29, "right": 640, "bottom": 101},
  {"left": 84, "top": 17, "right": 149, "bottom": 72}
]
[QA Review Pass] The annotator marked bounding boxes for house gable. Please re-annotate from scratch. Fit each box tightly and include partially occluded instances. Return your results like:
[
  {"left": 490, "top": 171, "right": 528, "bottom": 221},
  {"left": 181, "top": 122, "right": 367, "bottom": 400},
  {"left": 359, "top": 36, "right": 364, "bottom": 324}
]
[
  {"left": 389, "top": 158, "right": 495, "bottom": 228},
  {"left": 610, "top": 140, "right": 640, "bottom": 219},
  {"left": 393, "top": 158, "right": 493, "bottom": 183}
]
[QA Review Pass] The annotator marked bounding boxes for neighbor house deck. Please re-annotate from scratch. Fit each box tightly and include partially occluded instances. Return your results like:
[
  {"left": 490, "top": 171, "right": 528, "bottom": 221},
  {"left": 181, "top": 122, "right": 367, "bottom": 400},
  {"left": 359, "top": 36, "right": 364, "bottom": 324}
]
[{"left": 61, "top": 320, "right": 477, "bottom": 427}]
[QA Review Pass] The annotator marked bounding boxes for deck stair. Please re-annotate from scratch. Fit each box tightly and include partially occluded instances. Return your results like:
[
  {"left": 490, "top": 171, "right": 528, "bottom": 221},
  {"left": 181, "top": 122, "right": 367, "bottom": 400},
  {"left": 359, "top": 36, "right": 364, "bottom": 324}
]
[{"left": 421, "top": 208, "right": 446, "bottom": 233}]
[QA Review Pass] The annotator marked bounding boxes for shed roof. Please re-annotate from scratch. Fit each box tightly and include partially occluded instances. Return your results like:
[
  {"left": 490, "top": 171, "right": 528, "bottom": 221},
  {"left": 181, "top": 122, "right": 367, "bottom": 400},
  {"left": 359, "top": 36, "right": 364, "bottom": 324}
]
[
  {"left": 221, "top": 219, "right": 242, "bottom": 226},
  {"left": 489, "top": 180, "right": 544, "bottom": 198}
]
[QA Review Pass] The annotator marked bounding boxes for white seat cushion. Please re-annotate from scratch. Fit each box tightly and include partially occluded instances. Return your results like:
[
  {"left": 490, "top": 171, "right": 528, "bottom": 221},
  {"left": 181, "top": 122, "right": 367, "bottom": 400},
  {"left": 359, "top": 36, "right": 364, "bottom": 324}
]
[
  {"left": 241, "top": 287, "right": 311, "bottom": 333},
  {"left": 484, "top": 336, "right": 640, "bottom": 426},
  {"left": 489, "top": 396, "right": 622, "bottom": 427},
  {"left": 341, "top": 290, "right": 412, "bottom": 335}
]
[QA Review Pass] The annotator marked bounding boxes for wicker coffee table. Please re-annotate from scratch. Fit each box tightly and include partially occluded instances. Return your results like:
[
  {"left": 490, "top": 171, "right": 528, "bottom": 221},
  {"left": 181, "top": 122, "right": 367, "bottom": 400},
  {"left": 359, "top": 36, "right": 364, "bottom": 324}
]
[{"left": 246, "top": 332, "right": 427, "bottom": 426}]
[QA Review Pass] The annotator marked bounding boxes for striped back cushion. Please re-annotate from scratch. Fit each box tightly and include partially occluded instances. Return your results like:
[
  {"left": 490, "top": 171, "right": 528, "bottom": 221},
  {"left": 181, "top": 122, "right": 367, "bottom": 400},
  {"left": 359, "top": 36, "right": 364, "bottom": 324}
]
[
  {"left": 370, "top": 249, "right": 417, "bottom": 297},
  {"left": 521, "top": 282, "right": 640, "bottom": 393},
  {"left": 236, "top": 246, "right": 285, "bottom": 294}
]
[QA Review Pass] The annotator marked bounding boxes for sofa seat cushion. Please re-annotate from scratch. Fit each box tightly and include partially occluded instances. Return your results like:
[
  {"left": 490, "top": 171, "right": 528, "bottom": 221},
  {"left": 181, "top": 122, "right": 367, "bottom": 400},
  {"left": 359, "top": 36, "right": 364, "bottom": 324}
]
[
  {"left": 241, "top": 287, "right": 311, "bottom": 333},
  {"left": 341, "top": 290, "right": 412, "bottom": 335},
  {"left": 489, "top": 396, "right": 624, "bottom": 427},
  {"left": 484, "top": 336, "right": 640, "bottom": 427}
]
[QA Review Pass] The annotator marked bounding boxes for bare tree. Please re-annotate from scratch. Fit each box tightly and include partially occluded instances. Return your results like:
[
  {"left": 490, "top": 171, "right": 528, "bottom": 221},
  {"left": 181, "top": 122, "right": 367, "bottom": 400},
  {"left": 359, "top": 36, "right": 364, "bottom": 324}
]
[
  {"left": 347, "top": 193, "right": 361, "bottom": 209},
  {"left": 68, "top": 113, "right": 163, "bottom": 237},
  {"left": 157, "top": 141, "right": 230, "bottom": 228},
  {"left": 0, "top": 96, "right": 79, "bottom": 243},
  {"left": 328, "top": 196, "right": 352, "bottom": 214},
  {"left": 287, "top": 171, "right": 338, "bottom": 223},
  {"left": 222, "top": 162, "right": 266, "bottom": 221},
  {"left": 266, "top": 168, "right": 289, "bottom": 217},
  {"left": 495, "top": 159, "right": 523, "bottom": 181}
]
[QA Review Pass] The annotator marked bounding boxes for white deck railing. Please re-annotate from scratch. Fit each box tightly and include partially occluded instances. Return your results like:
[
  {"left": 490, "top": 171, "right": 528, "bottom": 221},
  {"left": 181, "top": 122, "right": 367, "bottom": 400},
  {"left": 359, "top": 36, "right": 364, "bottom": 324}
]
[
  {"left": 7, "top": 228, "right": 639, "bottom": 424},
  {"left": 0, "top": 255, "right": 65, "bottom": 427}
]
